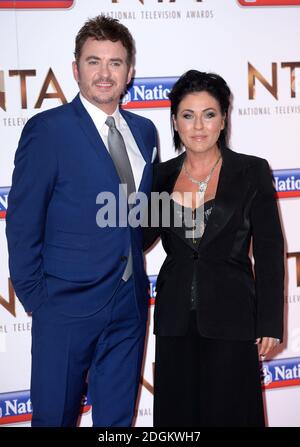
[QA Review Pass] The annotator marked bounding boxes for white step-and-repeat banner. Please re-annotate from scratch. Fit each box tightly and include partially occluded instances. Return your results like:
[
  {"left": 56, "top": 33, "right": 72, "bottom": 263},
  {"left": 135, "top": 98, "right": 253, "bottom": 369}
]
[{"left": 0, "top": 0, "right": 300, "bottom": 427}]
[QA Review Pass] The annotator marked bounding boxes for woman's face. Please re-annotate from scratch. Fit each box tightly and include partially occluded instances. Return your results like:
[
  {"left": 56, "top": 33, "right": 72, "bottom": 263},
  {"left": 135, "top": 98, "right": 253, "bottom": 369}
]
[{"left": 173, "top": 91, "right": 225, "bottom": 155}]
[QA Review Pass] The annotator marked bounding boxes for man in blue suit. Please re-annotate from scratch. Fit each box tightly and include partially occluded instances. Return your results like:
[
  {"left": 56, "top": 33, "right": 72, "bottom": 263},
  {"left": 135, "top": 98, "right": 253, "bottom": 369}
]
[{"left": 6, "top": 15, "right": 157, "bottom": 427}]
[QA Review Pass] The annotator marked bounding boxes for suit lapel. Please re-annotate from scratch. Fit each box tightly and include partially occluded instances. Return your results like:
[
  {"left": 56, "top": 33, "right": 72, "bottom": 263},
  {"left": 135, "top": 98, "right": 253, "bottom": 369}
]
[
  {"left": 198, "top": 147, "right": 248, "bottom": 250},
  {"left": 120, "top": 109, "right": 150, "bottom": 164},
  {"left": 160, "top": 149, "right": 248, "bottom": 252},
  {"left": 120, "top": 109, "right": 151, "bottom": 194},
  {"left": 158, "top": 153, "right": 195, "bottom": 251},
  {"left": 159, "top": 152, "right": 185, "bottom": 195},
  {"left": 71, "top": 95, "right": 122, "bottom": 188}
]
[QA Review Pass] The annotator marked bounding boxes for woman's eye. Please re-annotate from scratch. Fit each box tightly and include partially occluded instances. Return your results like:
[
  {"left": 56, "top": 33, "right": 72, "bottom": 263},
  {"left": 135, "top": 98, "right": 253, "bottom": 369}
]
[
  {"left": 205, "top": 112, "right": 216, "bottom": 119},
  {"left": 183, "top": 113, "right": 193, "bottom": 119}
]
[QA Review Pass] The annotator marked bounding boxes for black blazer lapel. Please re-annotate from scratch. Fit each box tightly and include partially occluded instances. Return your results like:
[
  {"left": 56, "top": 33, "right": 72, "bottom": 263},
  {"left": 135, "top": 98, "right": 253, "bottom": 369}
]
[
  {"left": 156, "top": 153, "right": 194, "bottom": 250},
  {"left": 156, "top": 152, "right": 185, "bottom": 195},
  {"left": 156, "top": 148, "right": 249, "bottom": 252},
  {"left": 199, "top": 147, "right": 249, "bottom": 250}
]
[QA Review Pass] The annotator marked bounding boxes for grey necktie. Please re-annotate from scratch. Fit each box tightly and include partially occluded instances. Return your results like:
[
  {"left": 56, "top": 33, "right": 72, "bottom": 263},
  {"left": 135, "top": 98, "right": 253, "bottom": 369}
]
[{"left": 106, "top": 116, "right": 135, "bottom": 281}]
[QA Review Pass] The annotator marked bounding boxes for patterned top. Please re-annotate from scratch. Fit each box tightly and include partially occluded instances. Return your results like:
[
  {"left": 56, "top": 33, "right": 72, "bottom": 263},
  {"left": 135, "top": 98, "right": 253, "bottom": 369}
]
[{"left": 171, "top": 199, "right": 215, "bottom": 309}]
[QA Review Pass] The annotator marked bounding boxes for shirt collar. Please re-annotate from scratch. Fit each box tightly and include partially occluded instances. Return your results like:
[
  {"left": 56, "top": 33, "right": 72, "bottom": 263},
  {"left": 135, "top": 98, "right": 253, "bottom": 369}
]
[
  {"left": 79, "top": 93, "right": 121, "bottom": 130},
  {"left": 110, "top": 107, "right": 121, "bottom": 130}
]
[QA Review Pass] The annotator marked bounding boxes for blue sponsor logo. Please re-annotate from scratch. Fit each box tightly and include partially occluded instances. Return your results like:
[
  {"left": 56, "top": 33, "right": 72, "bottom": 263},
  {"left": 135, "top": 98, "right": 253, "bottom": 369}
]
[
  {"left": 121, "top": 77, "right": 178, "bottom": 109},
  {"left": 0, "top": 390, "right": 32, "bottom": 424},
  {"left": 0, "top": 389, "right": 91, "bottom": 425},
  {"left": 261, "top": 357, "right": 300, "bottom": 389},
  {"left": 273, "top": 169, "right": 300, "bottom": 198},
  {"left": 0, "top": 187, "right": 9, "bottom": 219},
  {"left": 148, "top": 275, "right": 157, "bottom": 304}
]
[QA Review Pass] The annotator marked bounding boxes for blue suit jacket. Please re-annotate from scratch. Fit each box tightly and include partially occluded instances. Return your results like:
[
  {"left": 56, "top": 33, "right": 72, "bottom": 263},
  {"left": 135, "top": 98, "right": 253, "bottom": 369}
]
[{"left": 6, "top": 94, "right": 157, "bottom": 318}]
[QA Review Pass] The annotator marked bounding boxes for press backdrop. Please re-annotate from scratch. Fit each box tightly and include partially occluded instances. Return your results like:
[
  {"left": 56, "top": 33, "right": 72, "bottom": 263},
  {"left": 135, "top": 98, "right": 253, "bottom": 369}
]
[{"left": 1, "top": 0, "right": 300, "bottom": 427}]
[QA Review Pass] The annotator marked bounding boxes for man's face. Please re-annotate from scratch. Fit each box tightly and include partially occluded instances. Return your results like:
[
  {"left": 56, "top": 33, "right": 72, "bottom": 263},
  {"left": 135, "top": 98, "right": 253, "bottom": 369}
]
[{"left": 73, "top": 37, "right": 133, "bottom": 114}]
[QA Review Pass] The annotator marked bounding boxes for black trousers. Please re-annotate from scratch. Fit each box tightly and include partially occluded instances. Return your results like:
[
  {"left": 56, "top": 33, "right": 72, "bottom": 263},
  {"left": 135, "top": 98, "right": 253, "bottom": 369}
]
[{"left": 154, "top": 311, "right": 265, "bottom": 427}]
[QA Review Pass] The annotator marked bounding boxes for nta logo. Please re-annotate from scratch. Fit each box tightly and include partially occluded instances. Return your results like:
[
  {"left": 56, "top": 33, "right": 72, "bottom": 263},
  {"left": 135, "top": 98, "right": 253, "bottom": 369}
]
[
  {"left": 248, "top": 62, "right": 300, "bottom": 99},
  {"left": 0, "top": 69, "right": 66, "bottom": 111}
]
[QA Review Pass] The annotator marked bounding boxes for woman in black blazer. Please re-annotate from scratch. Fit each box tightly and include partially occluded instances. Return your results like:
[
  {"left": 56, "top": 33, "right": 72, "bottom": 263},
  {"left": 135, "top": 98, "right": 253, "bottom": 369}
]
[{"left": 144, "top": 70, "right": 284, "bottom": 427}]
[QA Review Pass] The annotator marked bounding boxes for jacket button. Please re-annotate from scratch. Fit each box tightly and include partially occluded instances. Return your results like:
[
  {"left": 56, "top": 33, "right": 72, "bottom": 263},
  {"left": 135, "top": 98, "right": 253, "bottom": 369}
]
[
  {"left": 193, "top": 252, "right": 199, "bottom": 260},
  {"left": 120, "top": 256, "right": 127, "bottom": 262}
]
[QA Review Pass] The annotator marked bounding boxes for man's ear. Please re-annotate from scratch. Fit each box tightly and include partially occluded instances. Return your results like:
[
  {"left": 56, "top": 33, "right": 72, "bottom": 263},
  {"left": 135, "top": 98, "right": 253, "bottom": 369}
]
[
  {"left": 72, "top": 61, "right": 79, "bottom": 83},
  {"left": 126, "top": 65, "right": 134, "bottom": 85}
]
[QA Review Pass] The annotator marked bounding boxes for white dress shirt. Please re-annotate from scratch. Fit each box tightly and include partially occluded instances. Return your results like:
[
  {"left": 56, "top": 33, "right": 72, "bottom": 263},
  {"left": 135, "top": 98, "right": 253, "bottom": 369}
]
[{"left": 79, "top": 94, "right": 145, "bottom": 190}]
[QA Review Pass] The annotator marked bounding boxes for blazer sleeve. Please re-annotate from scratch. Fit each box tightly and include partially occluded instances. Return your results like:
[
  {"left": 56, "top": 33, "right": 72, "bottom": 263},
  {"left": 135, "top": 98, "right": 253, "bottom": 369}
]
[
  {"left": 250, "top": 159, "right": 285, "bottom": 340},
  {"left": 6, "top": 116, "right": 57, "bottom": 313}
]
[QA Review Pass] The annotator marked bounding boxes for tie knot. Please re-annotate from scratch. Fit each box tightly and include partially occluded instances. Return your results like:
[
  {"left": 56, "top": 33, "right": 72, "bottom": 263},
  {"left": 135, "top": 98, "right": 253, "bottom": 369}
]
[{"left": 106, "top": 116, "right": 116, "bottom": 129}]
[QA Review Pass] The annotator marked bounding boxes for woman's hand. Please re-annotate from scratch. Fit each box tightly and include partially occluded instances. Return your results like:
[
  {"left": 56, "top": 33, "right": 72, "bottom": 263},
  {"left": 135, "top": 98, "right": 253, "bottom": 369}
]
[{"left": 256, "top": 337, "right": 280, "bottom": 360}]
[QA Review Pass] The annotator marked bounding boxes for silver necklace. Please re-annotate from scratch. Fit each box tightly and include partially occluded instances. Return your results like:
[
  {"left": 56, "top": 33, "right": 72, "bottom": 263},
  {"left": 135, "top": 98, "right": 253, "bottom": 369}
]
[{"left": 183, "top": 154, "right": 222, "bottom": 194}]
